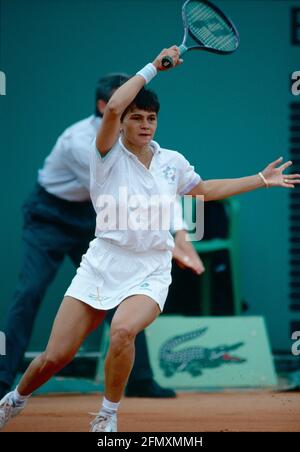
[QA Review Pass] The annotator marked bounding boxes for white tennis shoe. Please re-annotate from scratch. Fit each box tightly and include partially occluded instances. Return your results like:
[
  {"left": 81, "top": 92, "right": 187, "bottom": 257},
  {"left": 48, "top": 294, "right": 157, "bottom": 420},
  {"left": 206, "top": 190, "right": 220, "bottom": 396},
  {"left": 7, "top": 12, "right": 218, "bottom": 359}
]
[
  {"left": 90, "top": 412, "right": 117, "bottom": 432},
  {"left": 0, "top": 391, "right": 26, "bottom": 430}
]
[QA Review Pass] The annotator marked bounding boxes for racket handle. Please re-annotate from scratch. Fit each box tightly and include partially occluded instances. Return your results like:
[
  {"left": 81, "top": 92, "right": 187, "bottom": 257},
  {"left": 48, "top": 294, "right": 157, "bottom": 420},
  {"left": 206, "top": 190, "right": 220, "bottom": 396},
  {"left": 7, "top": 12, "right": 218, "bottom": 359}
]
[
  {"left": 161, "top": 56, "right": 174, "bottom": 69},
  {"left": 161, "top": 45, "right": 186, "bottom": 69}
]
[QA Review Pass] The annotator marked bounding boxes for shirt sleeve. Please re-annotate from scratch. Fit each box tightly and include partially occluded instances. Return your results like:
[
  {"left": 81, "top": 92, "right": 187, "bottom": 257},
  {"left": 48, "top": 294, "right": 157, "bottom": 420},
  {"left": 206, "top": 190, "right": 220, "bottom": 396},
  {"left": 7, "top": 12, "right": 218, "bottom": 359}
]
[
  {"left": 89, "top": 138, "right": 119, "bottom": 187},
  {"left": 63, "top": 134, "right": 92, "bottom": 190},
  {"left": 176, "top": 153, "right": 201, "bottom": 196}
]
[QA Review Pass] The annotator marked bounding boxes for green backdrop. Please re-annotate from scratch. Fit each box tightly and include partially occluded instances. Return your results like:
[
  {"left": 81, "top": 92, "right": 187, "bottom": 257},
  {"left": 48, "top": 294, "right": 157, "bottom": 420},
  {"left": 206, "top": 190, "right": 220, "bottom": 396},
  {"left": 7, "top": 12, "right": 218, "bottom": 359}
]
[{"left": 0, "top": 0, "right": 298, "bottom": 351}]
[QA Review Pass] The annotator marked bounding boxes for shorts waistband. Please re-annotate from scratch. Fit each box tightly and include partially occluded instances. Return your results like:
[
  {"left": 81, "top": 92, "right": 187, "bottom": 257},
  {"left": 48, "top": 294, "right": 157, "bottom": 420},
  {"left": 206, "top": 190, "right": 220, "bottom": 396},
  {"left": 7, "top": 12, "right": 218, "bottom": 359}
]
[{"left": 94, "top": 237, "right": 171, "bottom": 258}]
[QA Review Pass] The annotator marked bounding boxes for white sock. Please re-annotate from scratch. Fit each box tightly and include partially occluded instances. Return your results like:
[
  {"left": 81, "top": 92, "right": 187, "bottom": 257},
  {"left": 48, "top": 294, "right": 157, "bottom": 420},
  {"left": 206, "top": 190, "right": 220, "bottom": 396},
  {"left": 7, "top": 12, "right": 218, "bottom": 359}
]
[
  {"left": 12, "top": 387, "right": 31, "bottom": 406},
  {"left": 100, "top": 396, "right": 120, "bottom": 416}
]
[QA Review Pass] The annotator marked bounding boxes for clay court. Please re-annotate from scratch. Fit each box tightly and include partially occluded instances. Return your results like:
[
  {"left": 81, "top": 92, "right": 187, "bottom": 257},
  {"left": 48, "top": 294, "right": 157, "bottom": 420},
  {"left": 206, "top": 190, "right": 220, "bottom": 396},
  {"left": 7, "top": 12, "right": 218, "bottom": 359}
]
[{"left": 3, "top": 391, "right": 300, "bottom": 432}]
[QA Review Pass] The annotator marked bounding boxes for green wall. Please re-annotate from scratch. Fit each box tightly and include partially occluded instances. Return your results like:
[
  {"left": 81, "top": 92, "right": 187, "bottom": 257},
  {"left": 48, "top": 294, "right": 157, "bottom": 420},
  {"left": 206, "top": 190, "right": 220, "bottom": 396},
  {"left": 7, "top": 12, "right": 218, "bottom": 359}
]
[{"left": 0, "top": 0, "right": 298, "bottom": 351}]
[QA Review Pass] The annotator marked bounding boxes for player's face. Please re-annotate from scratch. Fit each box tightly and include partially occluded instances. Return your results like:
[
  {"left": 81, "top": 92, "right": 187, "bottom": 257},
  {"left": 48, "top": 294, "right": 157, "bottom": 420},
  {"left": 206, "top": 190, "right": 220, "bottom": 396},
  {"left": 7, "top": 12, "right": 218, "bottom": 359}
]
[{"left": 121, "top": 108, "right": 157, "bottom": 148}]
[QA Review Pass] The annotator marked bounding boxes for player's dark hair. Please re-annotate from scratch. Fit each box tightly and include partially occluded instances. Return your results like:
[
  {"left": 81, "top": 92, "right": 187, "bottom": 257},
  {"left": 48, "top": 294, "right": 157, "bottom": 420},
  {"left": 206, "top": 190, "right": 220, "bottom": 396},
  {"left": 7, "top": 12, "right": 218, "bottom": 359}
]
[
  {"left": 95, "top": 73, "right": 129, "bottom": 117},
  {"left": 121, "top": 87, "right": 160, "bottom": 121}
]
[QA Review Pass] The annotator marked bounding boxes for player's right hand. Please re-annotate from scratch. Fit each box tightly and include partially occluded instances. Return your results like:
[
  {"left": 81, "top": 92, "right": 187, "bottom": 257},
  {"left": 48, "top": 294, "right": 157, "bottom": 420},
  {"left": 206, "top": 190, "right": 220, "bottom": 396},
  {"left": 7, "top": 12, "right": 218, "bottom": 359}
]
[{"left": 152, "top": 46, "right": 183, "bottom": 71}]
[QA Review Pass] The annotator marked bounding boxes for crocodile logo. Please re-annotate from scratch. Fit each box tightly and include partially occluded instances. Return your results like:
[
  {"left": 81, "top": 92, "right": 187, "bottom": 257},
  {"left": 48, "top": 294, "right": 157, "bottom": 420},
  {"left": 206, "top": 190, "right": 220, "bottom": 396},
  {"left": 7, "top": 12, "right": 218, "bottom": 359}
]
[{"left": 159, "top": 327, "right": 246, "bottom": 377}]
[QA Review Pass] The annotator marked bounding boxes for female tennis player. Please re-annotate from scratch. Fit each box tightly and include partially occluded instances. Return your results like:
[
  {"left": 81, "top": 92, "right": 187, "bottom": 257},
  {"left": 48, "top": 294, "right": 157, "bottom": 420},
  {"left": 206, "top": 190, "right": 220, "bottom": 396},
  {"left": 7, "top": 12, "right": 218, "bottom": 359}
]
[{"left": 1, "top": 45, "right": 299, "bottom": 432}]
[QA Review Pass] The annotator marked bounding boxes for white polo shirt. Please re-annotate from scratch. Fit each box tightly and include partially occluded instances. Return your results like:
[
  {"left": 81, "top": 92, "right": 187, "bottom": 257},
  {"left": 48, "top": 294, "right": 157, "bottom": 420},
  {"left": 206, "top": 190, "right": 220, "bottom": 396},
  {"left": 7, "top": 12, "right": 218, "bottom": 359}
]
[
  {"left": 38, "top": 115, "right": 100, "bottom": 201},
  {"left": 90, "top": 137, "right": 201, "bottom": 252}
]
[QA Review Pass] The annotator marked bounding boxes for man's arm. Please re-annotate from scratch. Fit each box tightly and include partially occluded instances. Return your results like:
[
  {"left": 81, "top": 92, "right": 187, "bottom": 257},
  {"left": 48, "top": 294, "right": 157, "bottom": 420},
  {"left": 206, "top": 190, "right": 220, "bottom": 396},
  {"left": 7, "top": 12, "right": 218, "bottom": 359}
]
[
  {"left": 187, "top": 157, "right": 300, "bottom": 200},
  {"left": 173, "top": 230, "right": 205, "bottom": 275}
]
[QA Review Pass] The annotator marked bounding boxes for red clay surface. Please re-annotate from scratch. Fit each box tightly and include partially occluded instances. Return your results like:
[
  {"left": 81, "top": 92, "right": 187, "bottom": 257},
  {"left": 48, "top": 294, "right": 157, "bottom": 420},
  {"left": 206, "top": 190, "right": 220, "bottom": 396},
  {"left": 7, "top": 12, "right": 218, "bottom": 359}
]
[{"left": 3, "top": 391, "right": 300, "bottom": 432}]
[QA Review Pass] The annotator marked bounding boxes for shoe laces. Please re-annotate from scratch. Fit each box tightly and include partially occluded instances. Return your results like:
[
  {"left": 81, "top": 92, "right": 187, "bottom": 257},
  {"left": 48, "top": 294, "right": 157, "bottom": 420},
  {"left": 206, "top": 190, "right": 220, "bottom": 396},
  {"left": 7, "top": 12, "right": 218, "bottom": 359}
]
[
  {"left": 90, "top": 413, "right": 114, "bottom": 432},
  {"left": 0, "top": 398, "right": 14, "bottom": 424}
]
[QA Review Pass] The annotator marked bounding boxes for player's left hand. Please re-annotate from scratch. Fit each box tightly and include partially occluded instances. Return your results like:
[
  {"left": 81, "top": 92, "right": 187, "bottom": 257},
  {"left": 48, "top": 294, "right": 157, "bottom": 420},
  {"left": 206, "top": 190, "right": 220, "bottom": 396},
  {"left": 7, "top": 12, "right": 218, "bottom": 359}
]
[{"left": 261, "top": 157, "right": 300, "bottom": 188}]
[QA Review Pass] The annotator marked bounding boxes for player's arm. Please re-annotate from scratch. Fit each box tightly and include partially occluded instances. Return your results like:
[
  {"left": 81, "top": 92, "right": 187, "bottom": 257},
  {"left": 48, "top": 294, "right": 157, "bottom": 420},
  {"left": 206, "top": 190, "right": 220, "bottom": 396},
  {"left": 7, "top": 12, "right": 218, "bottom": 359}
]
[
  {"left": 96, "top": 76, "right": 145, "bottom": 156},
  {"left": 187, "top": 157, "right": 300, "bottom": 200},
  {"left": 96, "top": 46, "right": 182, "bottom": 157}
]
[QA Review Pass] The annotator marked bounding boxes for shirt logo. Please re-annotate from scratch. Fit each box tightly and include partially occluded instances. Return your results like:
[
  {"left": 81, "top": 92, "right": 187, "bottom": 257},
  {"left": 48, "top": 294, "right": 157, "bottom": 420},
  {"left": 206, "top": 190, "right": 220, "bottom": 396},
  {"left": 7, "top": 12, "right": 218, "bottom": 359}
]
[
  {"left": 140, "top": 282, "right": 150, "bottom": 288},
  {"left": 162, "top": 166, "right": 177, "bottom": 184}
]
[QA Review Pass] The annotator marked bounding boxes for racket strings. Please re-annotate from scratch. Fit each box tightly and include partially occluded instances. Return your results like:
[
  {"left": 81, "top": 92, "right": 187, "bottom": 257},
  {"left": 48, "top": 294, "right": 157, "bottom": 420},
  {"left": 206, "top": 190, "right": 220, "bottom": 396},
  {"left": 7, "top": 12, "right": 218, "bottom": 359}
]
[{"left": 186, "top": 1, "right": 238, "bottom": 52}]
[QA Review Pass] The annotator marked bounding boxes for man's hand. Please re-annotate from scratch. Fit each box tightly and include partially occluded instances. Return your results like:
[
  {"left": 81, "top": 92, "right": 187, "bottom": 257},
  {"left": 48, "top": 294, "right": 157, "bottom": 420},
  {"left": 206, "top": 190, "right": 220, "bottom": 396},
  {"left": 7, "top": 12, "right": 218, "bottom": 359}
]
[{"left": 173, "top": 230, "right": 205, "bottom": 275}]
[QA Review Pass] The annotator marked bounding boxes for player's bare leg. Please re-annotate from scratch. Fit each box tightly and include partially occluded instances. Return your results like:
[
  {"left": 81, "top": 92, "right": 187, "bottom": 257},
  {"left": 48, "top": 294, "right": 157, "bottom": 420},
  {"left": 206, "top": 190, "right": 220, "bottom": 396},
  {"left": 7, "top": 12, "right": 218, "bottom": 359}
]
[
  {"left": 18, "top": 297, "right": 106, "bottom": 395},
  {"left": 90, "top": 295, "right": 160, "bottom": 432},
  {"left": 105, "top": 294, "right": 160, "bottom": 402},
  {"left": 0, "top": 297, "right": 106, "bottom": 430}
]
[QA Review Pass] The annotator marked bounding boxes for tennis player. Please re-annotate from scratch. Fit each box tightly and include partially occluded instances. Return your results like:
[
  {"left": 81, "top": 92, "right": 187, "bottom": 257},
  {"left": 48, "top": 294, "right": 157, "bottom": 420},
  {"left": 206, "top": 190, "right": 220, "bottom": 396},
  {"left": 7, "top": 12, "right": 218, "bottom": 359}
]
[
  {"left": 0, "top": 70, "right": 203, "bottom": 401},
  {"left": 1, "top": 45, "right": 299, "bottom": 432}
]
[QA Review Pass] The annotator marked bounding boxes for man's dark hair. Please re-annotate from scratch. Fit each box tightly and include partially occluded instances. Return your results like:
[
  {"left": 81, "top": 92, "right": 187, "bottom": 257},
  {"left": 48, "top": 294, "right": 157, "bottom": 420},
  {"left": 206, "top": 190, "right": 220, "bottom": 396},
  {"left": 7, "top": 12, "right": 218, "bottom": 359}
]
[
  {"left": 95, "top": 73, "right": 129, "bottom": 117},
  {"left": 121, "top": 87, "right": 160, "bottom": 121}
]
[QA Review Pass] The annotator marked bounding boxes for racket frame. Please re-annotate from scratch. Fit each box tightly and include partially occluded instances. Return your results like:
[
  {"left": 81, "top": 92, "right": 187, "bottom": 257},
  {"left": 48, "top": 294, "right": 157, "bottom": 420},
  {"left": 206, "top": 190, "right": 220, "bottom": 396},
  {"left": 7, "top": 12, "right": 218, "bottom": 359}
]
[
  {"left": 161, "top": 0, "right": 239, "bottom": 68},
  {"left": 180, "top": 0, "right": 240, "bottom": 56}
]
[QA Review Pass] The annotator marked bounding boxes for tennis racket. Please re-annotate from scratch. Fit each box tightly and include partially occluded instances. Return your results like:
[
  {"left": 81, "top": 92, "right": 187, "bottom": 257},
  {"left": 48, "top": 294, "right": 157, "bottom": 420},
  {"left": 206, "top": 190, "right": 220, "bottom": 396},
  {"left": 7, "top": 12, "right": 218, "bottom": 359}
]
[{"left": 161, "top": 0, "right": 240, "bottom": 69}]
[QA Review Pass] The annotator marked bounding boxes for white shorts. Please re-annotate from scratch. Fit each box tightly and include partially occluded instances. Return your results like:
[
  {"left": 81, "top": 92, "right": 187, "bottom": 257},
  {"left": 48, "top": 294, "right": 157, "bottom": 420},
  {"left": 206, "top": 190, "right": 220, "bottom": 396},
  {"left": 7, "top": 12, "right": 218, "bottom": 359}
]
[{"left": 65, "top": 238, "right": 172, "bottom": 312}]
